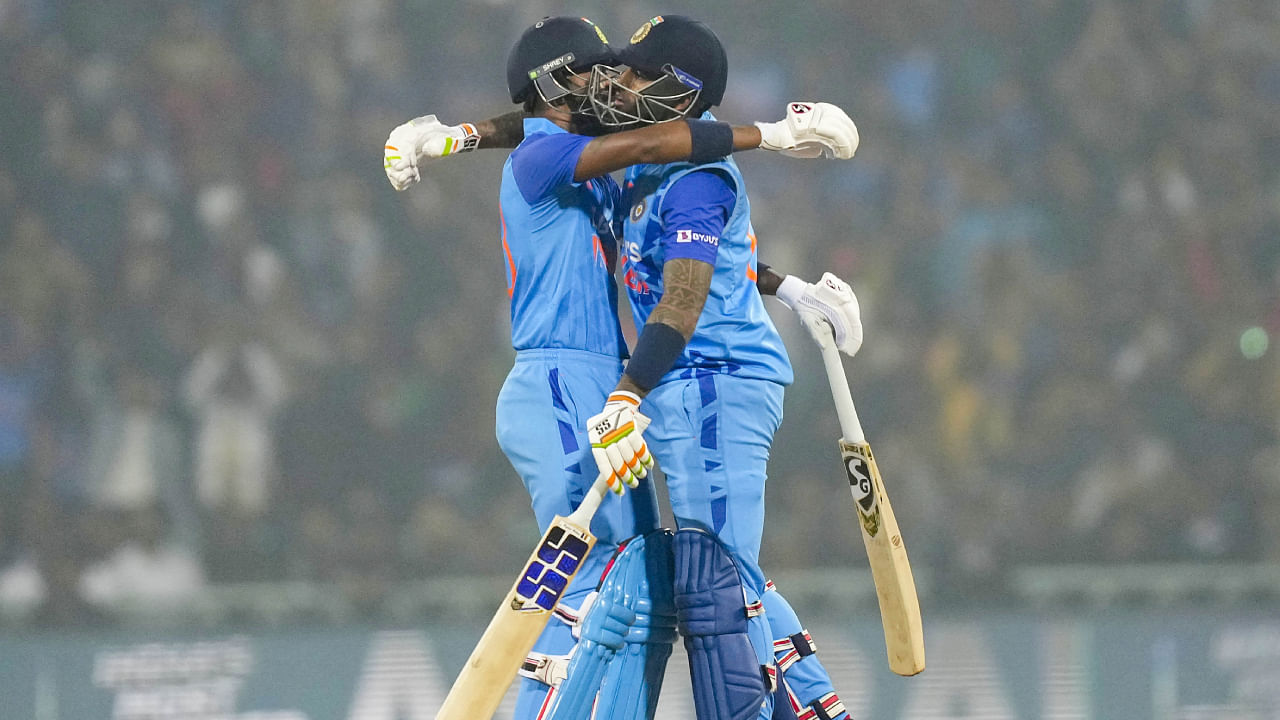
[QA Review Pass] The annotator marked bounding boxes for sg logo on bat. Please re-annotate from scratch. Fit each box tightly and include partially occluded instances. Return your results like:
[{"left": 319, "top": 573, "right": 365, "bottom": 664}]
[
  {"left": 513, "top": 525, "right": 591, "bottom": 612},
  {"left": 841, "top": 441, "right": 882, "bottom": 538}
]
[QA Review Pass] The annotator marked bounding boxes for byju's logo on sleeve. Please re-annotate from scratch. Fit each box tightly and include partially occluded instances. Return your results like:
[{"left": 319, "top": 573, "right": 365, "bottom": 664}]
[{"left": 675, "top": 229, "right": 719, "bottom": 246}]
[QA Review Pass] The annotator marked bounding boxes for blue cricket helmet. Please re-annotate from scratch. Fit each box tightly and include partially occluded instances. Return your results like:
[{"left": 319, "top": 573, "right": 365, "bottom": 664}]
[
  {"left": 506, "top": 16, "right": 614, "bottom": 107},
  {"left": 615, "top": 15, "right": 727, "bottom": 109}
]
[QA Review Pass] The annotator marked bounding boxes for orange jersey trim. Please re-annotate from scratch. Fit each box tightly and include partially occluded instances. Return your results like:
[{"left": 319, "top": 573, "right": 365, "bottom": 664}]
[{"left": 500, "top": 202, "right": 516, "bottom": 298}]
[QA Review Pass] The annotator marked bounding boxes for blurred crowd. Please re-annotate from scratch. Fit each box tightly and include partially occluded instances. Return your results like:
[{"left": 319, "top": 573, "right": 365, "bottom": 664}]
[{"left": 0, "top": 0, "right": 1277, "bottom": 625}]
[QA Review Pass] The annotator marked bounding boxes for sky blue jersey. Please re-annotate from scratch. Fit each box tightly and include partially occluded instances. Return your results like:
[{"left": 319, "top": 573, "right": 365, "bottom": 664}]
[
  {"left": 618, "top": 119, "right": 793, "bottom": 386},
  {"left": 499, "top": 118, "right": 627, "bottom": 358}
]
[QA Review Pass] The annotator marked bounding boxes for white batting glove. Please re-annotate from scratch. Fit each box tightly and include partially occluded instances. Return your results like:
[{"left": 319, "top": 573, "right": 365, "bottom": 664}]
[
  {"left": 419, "top": 118, "right": 480, "bottom": 159},
  {"left": 777, "top": 272, "right": 863, "bottom": 357},
  {"left": 383, "top": 115, "right": 480, "bottom": 191},
  {"left": 586, "top": 391, "right": 654, "bottom": 496},
  {"left": 755, "top": 102, "right": 859, "bottom": 160},
  {"left": 383, "top": 116, "right": 435, "bottom": 191}
]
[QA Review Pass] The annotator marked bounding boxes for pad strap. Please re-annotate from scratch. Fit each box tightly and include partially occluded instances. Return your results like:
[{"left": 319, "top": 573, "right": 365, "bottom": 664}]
[
  {"left": 792, "top": 691, "right": 846, "bottom": 720},
  {"left": 772, "top": 630, "right": 817, "bottom": 673},
  {"left": 554, "top": 600, "right": 584, "bottom": 627},
  {"left": 520, "top": 651, "right": 572, "bottom": 687}
]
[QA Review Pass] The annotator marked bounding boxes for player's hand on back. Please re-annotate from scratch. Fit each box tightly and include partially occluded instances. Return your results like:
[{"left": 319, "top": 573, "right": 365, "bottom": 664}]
[
  {"left": 586, "top": 391, "right": 654, "bottom": 496},
  {"left": 778, "top": 272, "right": 864, "bottom": 357},
  {"left": 383, "top": 115, "right": 480, "bottom": 191},
  {"left": 756, "top": 102, "right": 859, "bottom": 160}
]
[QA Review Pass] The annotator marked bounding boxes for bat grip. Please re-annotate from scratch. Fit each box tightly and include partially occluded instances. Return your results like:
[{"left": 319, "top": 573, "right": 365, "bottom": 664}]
[
  {"left": 568, "top": 474, "right": 611, "bottom": 525},
  {"left": 819, "top": 341, "right": 867, "bottom": 445}
]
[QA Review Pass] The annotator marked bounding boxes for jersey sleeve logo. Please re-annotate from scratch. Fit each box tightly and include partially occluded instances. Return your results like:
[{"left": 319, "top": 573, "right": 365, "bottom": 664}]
[{"left": 675, "top": 229, "right": 719, "bottom": 246}]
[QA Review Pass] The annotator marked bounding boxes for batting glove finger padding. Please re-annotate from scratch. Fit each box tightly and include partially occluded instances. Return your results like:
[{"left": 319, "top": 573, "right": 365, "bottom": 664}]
[
  {"left": 756, "top": 102, "right": 860, "bottom": 160},
  {"left": 383, "top": 132, "right": 417, "bottom": 191},
  {"left": 587, "top": 392, "right": 654, "bottom": 495},
  {"left": 383, "top": 115, "right": 480, "bottom": 191},
  {"left": 383, "top": 119, "right": 425, "bottom": 190}
]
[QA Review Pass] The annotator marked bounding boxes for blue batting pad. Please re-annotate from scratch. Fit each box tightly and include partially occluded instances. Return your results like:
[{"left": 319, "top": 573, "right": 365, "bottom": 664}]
[
  {"left": 674, "top": 528, "right": 770, "bottom": 720},
  {"left": 548, "top": 530, "right": 676, "bottom": 720}
]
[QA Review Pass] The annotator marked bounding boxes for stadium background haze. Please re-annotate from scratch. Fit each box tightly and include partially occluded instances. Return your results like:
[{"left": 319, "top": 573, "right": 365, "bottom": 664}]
[{"left": 0, "top": 1, "right": 1277, "bottom": 718}]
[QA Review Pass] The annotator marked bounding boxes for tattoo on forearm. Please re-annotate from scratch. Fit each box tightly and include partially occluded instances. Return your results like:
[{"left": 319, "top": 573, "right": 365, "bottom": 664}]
[
  {"left": 478, "top": 111, "right": 529, "bottom": 149},
  {"left": 649, "top": 258, "right": 713, "bottom": 340}
]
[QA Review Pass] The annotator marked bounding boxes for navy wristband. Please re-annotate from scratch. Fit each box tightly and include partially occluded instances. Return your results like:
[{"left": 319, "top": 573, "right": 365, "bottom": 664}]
[
  {"left": 687, "top": 119, "right": 734, "bottom": 164},
  {"left": 624, "top": 322, "right": 687, "bottom": 392}
]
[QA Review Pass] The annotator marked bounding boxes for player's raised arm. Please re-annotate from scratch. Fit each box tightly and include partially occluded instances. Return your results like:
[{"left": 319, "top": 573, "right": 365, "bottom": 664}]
[
  {"left": 383, "top": 101, "right": 858, "bottom": 191},
  {"left": 574, "top": 100, "right": 860, "bottom": 179}
]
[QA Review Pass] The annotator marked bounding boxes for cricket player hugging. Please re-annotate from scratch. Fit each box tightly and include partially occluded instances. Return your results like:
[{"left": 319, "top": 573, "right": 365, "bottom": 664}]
[{"left": 384, "top": 13, "right": 864, "bottom": 720}]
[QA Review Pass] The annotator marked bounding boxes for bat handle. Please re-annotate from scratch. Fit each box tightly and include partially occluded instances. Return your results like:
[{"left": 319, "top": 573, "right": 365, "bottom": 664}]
[
  {"left": 819, "top": 341, "right": 867, "bottom": 445},
  {"left": 568, "top": 473, "right": 611, "bottom": 526}
]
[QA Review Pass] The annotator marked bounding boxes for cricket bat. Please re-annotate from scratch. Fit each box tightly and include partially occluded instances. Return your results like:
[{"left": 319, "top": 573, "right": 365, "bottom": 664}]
[
  {"left": 434, "top": 473, "right": 612, "bottom": 720},
  {"left": 818, "top": 339, "right": 926, "bottom": 677}
]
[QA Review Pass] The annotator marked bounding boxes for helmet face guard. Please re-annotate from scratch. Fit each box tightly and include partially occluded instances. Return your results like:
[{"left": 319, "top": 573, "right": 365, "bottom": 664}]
[
  {"left": 528, "top": 52, "right": 594, "bottom": 114},
  {"left": 588, "top": 63, "right": 703, "bottom": 127}
]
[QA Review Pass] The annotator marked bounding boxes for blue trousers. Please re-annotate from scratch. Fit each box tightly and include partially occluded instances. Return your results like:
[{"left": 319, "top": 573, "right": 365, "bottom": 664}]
[
  {"left": 643, "top": 372, "right": 782, "bottom": 590},
  {"left": 646, "top": 372, "right": 847, "bottom": 719}
]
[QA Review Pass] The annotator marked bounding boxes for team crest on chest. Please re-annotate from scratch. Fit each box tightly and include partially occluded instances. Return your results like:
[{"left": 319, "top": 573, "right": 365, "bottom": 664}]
[{"left": 630, "top": 198, "right": 646, "bottom": 222}]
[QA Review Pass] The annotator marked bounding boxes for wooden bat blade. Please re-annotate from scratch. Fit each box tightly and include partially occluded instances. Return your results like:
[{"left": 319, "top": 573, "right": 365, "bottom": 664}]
[
  {"left": 840, "top": 439, "right": 925, "bottom": 676},
  {"left": 435, "top": 514, "right": 597, "bottom": 720}
]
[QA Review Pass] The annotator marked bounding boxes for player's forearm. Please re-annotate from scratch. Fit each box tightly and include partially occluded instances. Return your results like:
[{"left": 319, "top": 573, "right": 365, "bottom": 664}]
[
  {"left": 647, "top": 258, "right": 713, "bottom": 339},
  {"left": 618, "top": 319, "right": 686, "bottom": 400},
  {"left": 472, "top": 111, "right": 529, "bottom": 149},
  {"left": 734, "top": 126, "right": 765, "bottom": 151},
  {"left": 445, "top": 113, "right": 765, "bottom": 176},
  {"left": 756, "top": 263, "right": 817, "bottom": 310},
  {"left": 755, "top": 262, "right": 784, "bottom": 296},
  {"left": 574, "top": 122, "right": 761, "bottom": 181},
  {"left": 618, "top": 258, "right": 713, "bottom": 397},
  {"left": 614, "top": 373, "right": 647, "bottom": 397}
]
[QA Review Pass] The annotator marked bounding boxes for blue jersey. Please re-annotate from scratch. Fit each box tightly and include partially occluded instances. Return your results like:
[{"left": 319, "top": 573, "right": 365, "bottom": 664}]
[
  {"left": 618, "top": 120, "right": 793, "bottom": 386},
  {"left": 499, "top": 118, "right": 627, "bottom": 357}
]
